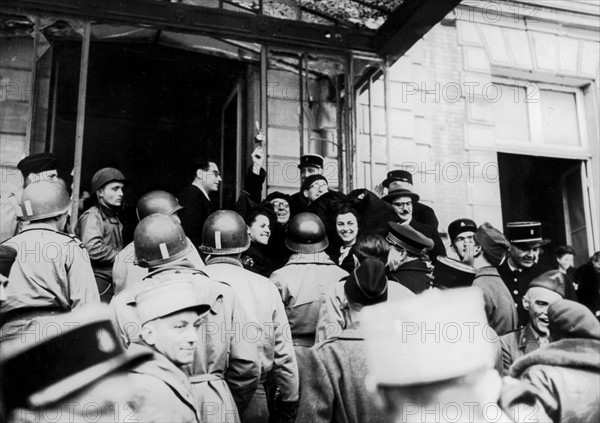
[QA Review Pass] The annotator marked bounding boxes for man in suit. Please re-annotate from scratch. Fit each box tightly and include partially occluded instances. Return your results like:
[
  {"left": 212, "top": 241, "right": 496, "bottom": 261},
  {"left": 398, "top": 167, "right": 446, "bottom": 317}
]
[
  {"left": 381, "top": 170, "right": 439, "bottom": 229},
  {"left": 382, "top": 187, "right": 445, "bottom": 260},
  {"left": 178, "top": 158, "right": 222, "bottom": 249}
]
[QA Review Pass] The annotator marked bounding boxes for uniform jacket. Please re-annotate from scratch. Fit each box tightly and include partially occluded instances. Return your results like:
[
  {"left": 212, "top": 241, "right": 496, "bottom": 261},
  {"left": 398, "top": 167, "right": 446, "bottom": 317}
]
[
  {"left": 409, "top": 219, "right": 446, "bottom": 260},
  {"left": 391, "top": 259, "right": 432, "bottom": 294},
  {"left": 270, "top": 252, "right": 348, "bottom": 346},
  {"left": 510, "top": 338, "right": 600, "bottom": 423},
  {"left": 413, "top": 201, "right": 439, "bottom": 229},
  {"left": 76, "top": 203, "right": 124, "bottom": 281},
  {"left": 111, "top": 238, "right": 204, "bottom": 295},
  {"left": 110, "top": 264, "right": 260, "bottom": 421},
  {"left": 0, "top": 189, "right": 23, "bottom": 243},
  {"left": 178, "top": 184, "right": 215, "bottom": 249},
  {"left": 316, "top": 279, "right": 414, "bottom": 343},
  {"left": 575, "top": 261, "right": 600, "bottom": 318},
  {"left": 473, "top": 266, "right": 518, "bottom": 336},
  {"left": 203, "top": 257, "right": 299, "bottom": 402},
  {"left": 128, "top": 343, "right": 202, "bottom": 423},
  {"left": 499, "top": 324, "right": 542, "bottom": 376},
  {"left": 297, "top": 329, "right": 389, "bottom": 423},
  {"left": 2, "top": 223, "right": 100, "bottom": 314}
]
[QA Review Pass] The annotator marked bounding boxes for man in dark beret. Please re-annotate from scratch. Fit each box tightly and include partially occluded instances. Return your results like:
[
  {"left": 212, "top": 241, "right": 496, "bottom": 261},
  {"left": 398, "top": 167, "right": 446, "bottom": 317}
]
[{"left": 1, "top": 153, "right": 58, "bottom": 243}]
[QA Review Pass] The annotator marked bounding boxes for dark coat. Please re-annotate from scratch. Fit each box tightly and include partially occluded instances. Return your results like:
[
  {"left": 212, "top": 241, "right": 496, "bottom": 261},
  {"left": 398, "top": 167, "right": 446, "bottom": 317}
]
[
  {"left": 297, "top": 329, "right": 389, "bottom": 423},
  {"left": 510, "top": 338, "right": 600, "bottom": 423},
  {"left": 575, "top": 261, "right": 600, "bottom": 318},
  {"left": 178, "top": 184, "right": 215, "bottom": 250},
  {"left": 409, "top": 219, "right": 446, "bottom": 261},
  {"left": 473, "top": 266, "right": 518, "bottom": 336},
  {"left": 391, "top": 259, "right": 433, "bottom": 294},
  {"left": 241, "top": 241, "right": 273, "bottom": 278},
  {"left": 413, "top": 202, "right": 439, "bottom": 229},
  {"left": 499, "top": 324, "right": 541, "bottom": 376}
]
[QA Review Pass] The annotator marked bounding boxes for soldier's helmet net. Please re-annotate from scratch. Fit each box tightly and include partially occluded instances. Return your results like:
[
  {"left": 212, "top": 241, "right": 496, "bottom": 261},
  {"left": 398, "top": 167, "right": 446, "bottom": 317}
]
[
  {"left": 285, "top": 212, "right": 329, "bottom": 254},
  {"left": 200, "top": 210, "right": 250, "bottom": 255},
  {"left": 134, "top": 214, "right": 192, "bottom": 268},
  {"left": 20, "top": 180, "right": 71, "bottom": 222}
]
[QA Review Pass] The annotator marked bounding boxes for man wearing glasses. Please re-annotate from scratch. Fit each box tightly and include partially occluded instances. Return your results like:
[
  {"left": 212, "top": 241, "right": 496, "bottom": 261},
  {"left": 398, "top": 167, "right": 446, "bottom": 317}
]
[
  {"left": 382, "top": 187, "right": 445, "bottom": 260},
  {"left": 178, "top": 158, "right": 222, "bottom": 249}
]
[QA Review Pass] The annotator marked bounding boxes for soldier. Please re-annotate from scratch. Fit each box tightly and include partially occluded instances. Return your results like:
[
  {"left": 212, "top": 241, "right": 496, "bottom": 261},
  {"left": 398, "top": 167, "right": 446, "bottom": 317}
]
[
  {"left": 128, "top": 279, "right": 211, "bottom": 422},
  {"left": 201, "top": 210, "right": 299, "bottom": 423},
  {"left": 380, "top": 169, "right": 439, "bottom": 229},
  {"left": 471, "top": 222, "right": 518, "bottom": 336},
  {"left": 270, "top": 212, "right": 348, "bottom": 347},
  {"left": 361, "top": 288, "right": 531, "bottom": 422},
  {"left": 112, "top": 190, "right": 204, "bottom": 295},
  {"left": 497, "top": 221, "right": 576, "bottom": 327},
  {"left": 0, "top": 306, "right": 151, "bottom": 423},
  {"left": 447, "top": 218, "right": 480, "bottom": 263},
  {"left": 386, "top": 222, "right": 434, "bottom": 294},
  {"left": 178, "top": 158, "right": 222, "bottom": 249},
  {"left": 509, "top": 299, "right": 600, "bottom": 422},
  {"left": 0, "top": 153, "right": 58, "bottom": 243},
  {"left": 110, "top": 213, "right": 260, "bottom": 422},
  {"left": 1, "top": 181, "right": 99, "bottom": 343},
  {"left": 382, "top": 186, "right": 445, "bottom": 260},
  {"left": 499, "top": 270, "right": 565, "bottom": 375},
  {"left": 297, "top": 259, "right": 393, "bottom": 423},
  {"left": 76, "top": 167, "right": 127, "bottom": 303}
]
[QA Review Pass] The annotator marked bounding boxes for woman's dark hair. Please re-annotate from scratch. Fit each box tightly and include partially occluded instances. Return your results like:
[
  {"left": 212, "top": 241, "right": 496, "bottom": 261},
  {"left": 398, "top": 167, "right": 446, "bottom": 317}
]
[
  {"left": 335, "top": 206, "right": 360, "bottom": 225},
  {"left": 245, "top": 204, "right": 276, "bottom": 227},
  {"left": 353, "top": 233, "right": 390, "bottom": 264},
  {"left": 555, "top": 245, "right": 576, "bottom": 258}
]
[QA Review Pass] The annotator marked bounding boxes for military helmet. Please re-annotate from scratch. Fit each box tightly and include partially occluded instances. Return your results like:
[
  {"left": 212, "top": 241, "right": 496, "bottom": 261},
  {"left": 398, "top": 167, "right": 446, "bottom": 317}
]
[
  {"left": 20, "top": 180, "right": 71, "bottom": 222},
  {"left": 90, "top": 167, "right": 125, "bottom": 193},
  {"left": 285, "top": 212, "right": 329, "bottom": 254},
  {"left": 200, "top": 210, "right": 250, "bottom": 255},
  {"left": 134, "top": 214, "right": 192, "bottom": 268},
  {"left": 136, "top": 190, "right": 183, "bottom": 221}
]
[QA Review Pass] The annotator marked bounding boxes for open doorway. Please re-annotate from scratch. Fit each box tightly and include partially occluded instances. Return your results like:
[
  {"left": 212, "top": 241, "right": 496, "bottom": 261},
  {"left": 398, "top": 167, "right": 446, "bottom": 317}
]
[
  {"left": 498, "top": 153, "right": 590, "bottom": 267},
  {"left": 48, "top": 42, "right": 248, "bottom": 240}
]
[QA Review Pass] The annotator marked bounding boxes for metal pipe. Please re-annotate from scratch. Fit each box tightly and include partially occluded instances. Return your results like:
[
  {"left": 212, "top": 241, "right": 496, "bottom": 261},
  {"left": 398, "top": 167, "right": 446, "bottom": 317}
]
[
  {"left": 261, "top": 45, "right": 268, "bottom": 195},
  {"left": 383, "top": 62, "right": 391, "bottom": 173},
  {"left": 70, "top": 21, "right": 91, "bottom": 226},
  {"left": 25, "top": 16, "right": 40, "bottom": 154},
  {"left": 299, "top": 52, "right": 305, "bottom": 157}
]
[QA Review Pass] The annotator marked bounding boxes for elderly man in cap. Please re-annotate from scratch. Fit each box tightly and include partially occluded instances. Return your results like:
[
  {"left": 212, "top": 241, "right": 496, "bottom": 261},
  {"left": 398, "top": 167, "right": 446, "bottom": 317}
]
[
  {"left": 448, "top": 218, "right": 481, "bottom": 263},
  {"left": 0, "top": 306, "right": 151, "bottom": 423},
  {"left": 1, "top": 181, "right": 99, "bottom": 343},
  {"left": 128, "top": 278, "right": 212, "bottom": 422},
  {"left": 288, "top": 153, "right": 325, "bottom": 216},
  {"left": 497, "top": 221, "right": 576, "bottom": 327},
  {"left": 509, "top": 299, "right": 600, "bottom": 423},
  {"left": 111, "top": 190, "right": 204, "bottom": 295},
  {"left": 471, "top": 222, "right": 518, "bottom": 336},
  {"left": 386, "top": 222, "right": 435, "bottom": 294},
  {"left": 76, "top": 167, "right": 127, "bottom": 303},
  {"left": 110, "top": 213, "right": 260, "bottom": 422},
  {"left": 201, "top": 210, "right": 299, "bottom": 423},
  {"left": 0, "top": 153, "right": 58, "bottom": 243},
  {"left": 499, "top": 270, "right": 565, "bottom": 375},
  {"left": 381, "top": 169, "right": 439, "bottom": 228},
  {"left": 297, "top": 258, "right": 394, "bottom": 423},
  {"left": 382, "top": 183, "right": 445, "bottom": 260},
  {"left": 361, "top": 287, "right": 524, "bottom": 423}
]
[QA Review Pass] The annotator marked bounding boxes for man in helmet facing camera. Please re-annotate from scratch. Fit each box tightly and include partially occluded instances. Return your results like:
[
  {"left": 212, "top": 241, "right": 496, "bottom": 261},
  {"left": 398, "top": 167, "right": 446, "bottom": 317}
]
[{"left": 1, "top": 180, "right": 99, "bottom": 342}]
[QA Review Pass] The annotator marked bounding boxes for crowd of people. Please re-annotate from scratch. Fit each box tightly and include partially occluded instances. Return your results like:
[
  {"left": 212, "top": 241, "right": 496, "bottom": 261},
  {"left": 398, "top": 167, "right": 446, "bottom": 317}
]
[{"left": 0, "top": 149, "right": 599, "bottom": 423}]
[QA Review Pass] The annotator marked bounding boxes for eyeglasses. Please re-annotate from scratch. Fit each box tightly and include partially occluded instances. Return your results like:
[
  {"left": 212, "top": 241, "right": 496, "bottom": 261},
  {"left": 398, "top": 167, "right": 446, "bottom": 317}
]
[
  {"left": 271, "top": 201, "right": 289, "bottom": 209},
  {"left": 310, "top": 181, "right": 328, "bottom": 190},
  {"left": 206, "top": 170, "right": 221, "bottom": 177},
  {"left": 392, "top": 200, "right": 412, "bottom": 208}
]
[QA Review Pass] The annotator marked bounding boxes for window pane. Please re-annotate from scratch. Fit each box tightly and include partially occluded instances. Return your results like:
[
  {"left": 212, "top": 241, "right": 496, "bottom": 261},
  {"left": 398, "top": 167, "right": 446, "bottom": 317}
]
[
  {"left": 493, "top": 84, "right": 530, "bottom": 142},
  {"left": 541, "top": 90, "right": 580, "bottom": 146}
]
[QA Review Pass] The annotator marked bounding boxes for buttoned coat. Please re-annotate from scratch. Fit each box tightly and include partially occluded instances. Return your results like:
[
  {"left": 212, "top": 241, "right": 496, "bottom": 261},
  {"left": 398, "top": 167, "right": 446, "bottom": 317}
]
[
  {"left": 499, "top": 324, "right": 541, "bottom": 376},
  {"left": 178, "top": 184, "right": 215, "bottom": 249},
  {"left": 110, "top": 263, "right": 260, "bottom": 422},
  {"left": 473, "top": 266, "right": 518, "bottom": 336},
  {"left": 297, "top": 329, "right": 388, "bottom": 423},
  {"left": 128, "top": 343, "right": 202, "bottom": 423},
  {"left": 391, "top": 259, "right": 432, "bottom": 294},
  {"left": 270, "top": 252, "right": 348, "bottom": 346}
]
